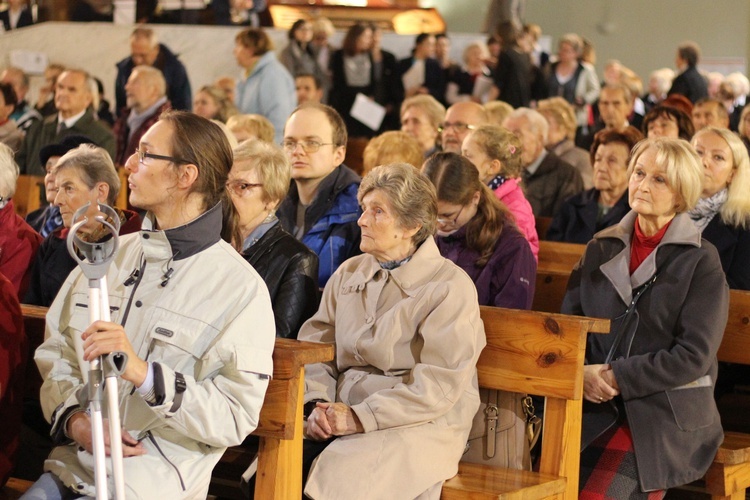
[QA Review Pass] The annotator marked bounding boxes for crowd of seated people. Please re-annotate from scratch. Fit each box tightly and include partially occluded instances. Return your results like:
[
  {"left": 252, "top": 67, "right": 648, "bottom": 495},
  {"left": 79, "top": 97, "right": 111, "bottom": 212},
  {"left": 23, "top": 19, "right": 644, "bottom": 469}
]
[{"left": 3, "top": 13, "right": 750, "bottom": 500}]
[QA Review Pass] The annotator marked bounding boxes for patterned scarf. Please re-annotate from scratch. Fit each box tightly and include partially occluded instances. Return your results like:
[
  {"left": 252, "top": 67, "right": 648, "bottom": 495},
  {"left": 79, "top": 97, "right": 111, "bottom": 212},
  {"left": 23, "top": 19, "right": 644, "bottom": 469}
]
[
  {"left": 487, "top": 174, "right": 508, "bottom": 191},
  {"left": 688, "top": 188, "right": 727, "bottom": 232}
]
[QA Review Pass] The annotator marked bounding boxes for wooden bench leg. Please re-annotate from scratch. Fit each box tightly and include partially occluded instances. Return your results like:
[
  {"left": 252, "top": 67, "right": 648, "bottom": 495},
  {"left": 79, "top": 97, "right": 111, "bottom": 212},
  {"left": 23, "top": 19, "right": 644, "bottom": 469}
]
[
  {"left": 706, "top": 461, "right": 750, "bottom": 500},
  {"left": 254, "top": 370, "right": 304, "bottom": 500}
]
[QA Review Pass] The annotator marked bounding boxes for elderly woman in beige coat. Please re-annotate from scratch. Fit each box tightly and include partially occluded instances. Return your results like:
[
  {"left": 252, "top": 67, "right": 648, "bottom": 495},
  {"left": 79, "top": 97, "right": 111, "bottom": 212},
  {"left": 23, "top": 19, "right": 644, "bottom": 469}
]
[{"left": 299, "top": 163, "right": 486, "bottom": 499}]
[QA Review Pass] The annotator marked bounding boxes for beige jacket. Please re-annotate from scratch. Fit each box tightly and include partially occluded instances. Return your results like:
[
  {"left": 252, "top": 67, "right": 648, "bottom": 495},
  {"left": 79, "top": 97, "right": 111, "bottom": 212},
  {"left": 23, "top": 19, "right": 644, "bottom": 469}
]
[
  {"left": 300, "top": 237, "right": 486, "bottom": 500},
  {"left": 35, "top": 205, "right": 275, "bottom": 499}
]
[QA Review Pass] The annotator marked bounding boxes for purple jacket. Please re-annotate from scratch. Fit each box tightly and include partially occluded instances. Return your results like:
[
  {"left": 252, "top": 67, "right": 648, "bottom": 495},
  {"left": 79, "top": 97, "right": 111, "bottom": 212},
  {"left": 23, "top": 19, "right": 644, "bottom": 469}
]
[
  {"left": 436, "top": 224, "right": 536, "bottom": 309},
  {"left": 493, "top": 178, "right": 539, "bottom": 260}
]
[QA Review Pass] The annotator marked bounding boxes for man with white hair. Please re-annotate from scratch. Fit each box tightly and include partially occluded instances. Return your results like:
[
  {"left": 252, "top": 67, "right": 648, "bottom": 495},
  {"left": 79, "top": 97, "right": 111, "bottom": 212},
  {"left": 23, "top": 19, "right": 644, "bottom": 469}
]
[
  {"left": 503, "top": 108, "right": 583, "bottom": 217},
  {"left": 113, "top": 65, "right": 171, "bottom": 165},
  {"left": 725, "top": 72, "right": 749, "bottom": 131},
  {"left": 115, "top": 27, "right": 192, "bottom": 113},
  {"left": 16, "top": 69, "right": 116, "bottom": 175}
]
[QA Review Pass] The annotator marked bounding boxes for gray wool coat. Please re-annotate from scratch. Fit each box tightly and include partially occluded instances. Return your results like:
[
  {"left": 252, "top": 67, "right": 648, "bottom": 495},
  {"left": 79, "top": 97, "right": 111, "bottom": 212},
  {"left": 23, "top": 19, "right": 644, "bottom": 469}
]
[{"left": 562, "top": 211, "right": 728, "bottom": 492}]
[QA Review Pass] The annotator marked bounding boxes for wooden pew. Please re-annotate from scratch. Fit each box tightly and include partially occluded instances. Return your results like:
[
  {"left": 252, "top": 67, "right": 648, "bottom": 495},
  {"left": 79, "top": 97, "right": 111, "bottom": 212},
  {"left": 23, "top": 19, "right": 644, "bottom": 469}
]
[
  {"left": 442, "top": 306, "right": 609, "bottom": 500},
  {"left": 13, "top": 175, "right": 44, "bottom": 218},
  {"left": 533, "top": 241, "right": 585, "bottom": 313},
  {"left": 703, "top": 289, "right": 750, "bottom": 500},
  {"left": 18, "top": 305, "right": 334, "bottom": 500}
]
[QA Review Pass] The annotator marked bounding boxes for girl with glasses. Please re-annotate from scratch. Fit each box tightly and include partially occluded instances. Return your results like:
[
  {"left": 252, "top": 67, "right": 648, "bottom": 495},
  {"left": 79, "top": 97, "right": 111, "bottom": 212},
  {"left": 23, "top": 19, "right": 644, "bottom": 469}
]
[{"left": 423, "top": 152, "right": 536, "bottom": 309}]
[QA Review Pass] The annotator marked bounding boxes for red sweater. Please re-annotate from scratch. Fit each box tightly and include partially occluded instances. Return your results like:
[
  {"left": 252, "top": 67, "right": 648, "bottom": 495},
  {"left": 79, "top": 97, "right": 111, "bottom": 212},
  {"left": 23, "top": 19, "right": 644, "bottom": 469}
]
[
  {"left": 0, "top": 272, "right": 26, "bottom": 487},
  {"left": 629, "top": 217, "right": 672, "bottom": 274},
  {"left": 0, "top": 200, "right": 42, "bottom": 299}
]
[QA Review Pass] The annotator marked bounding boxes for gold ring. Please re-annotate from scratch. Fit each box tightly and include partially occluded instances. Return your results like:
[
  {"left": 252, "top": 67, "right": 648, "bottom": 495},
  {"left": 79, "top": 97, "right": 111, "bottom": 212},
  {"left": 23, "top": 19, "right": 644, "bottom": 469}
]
[{"left": 598, "top": 396, "right": 603, "bottom": 401}]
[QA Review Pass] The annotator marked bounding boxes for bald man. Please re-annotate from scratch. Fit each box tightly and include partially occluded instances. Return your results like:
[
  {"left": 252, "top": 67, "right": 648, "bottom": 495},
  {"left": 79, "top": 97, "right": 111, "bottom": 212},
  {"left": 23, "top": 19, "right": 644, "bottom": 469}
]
[
  {"left": 113, "top": 65, "right": 171, "bottom": 166},
  {"left": 441, "top": 102, "right": 488, "bottom": 153},
  {"left": 115, "top": 27, "right": 192, "bottom": 113}
]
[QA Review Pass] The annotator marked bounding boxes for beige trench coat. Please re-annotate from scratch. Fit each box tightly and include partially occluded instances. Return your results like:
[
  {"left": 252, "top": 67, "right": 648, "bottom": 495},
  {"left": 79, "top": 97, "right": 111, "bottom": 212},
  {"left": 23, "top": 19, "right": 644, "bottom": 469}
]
[{"left": 299, "top": 237, "right": 486, "bottom": 500}]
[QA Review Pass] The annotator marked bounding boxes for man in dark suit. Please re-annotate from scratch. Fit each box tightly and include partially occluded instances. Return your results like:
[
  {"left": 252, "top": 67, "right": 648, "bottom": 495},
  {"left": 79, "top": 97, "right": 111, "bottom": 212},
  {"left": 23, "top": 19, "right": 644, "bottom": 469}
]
[
  {"left": 16, "top": 69, "right": 115, "bottom": 175},
  {"left": 504, "top": 107, "right": 583, "bottom": 217},
  {"left": 668, "top": 41, "right": 708, "bottom": 104},
  {"left": 0, "top": 0, "right": 33, "bottom": 31}
]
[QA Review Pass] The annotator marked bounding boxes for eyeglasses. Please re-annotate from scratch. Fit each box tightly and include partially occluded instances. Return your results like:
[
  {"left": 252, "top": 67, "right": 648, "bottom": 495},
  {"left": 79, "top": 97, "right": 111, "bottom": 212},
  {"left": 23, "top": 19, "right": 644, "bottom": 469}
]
[
  {"left": 281, "top": 140, "right": 334, "bottom": 154},
  {"left": 134, "top": 149, "right": 189, "bottom": 165},
  {"left": 226, "top": 180, "right": 264, "bottom": 197},
  {"left": 437, "top": 122, "right": 477, "bottom": 134},
  {"left": 437, "top": 205, "right": 464, "bottom": 227}
]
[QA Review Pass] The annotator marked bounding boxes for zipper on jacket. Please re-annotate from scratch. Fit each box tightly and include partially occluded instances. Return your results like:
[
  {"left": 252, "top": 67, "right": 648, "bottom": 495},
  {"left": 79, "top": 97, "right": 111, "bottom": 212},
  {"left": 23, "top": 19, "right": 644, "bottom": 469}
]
[{"left": 147, "top": 430, "right": 186, "bottom": 491}]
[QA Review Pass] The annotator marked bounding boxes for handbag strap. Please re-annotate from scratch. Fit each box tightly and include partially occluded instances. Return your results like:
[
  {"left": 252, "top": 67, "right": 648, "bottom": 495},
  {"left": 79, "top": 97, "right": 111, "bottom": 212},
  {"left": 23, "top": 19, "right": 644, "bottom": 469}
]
[{"left": 604, "top": 272, "right": 659, "bottom": 364}]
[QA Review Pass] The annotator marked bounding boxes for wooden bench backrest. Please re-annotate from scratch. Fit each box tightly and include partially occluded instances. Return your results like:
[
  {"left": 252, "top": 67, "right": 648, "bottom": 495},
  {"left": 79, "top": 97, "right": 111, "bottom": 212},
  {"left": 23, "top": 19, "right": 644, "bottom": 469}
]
[
  {"left": 717, "top": 289, "right": 750, "bottom": 365},
  {"left": 478, "top": 306, "right": 609, "bottom": 498},
  {"left": 538, "top": 240, "right": 586, "bottom": 274},
  {"left": 533, "top": 241, "right": 585, "bottom": 313},
  {"left": 14, "top": 175, "right": 44, "bottom": 218},
  {"left": 533, "top": 270, "right": 572, "bottom": 314}
]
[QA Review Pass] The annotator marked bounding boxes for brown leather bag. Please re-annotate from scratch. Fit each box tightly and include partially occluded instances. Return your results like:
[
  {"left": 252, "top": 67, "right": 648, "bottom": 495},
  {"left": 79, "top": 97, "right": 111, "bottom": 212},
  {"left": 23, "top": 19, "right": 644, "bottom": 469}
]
[{"left": 463, "top": 388, "right": 540, "bottom": 470}]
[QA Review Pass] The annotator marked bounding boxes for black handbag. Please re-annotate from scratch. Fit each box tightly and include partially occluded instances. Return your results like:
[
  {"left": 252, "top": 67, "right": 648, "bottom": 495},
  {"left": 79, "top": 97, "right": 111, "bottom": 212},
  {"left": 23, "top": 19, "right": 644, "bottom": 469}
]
[{"left": 580, "top": 272, "right": 659, "bottom": 451}]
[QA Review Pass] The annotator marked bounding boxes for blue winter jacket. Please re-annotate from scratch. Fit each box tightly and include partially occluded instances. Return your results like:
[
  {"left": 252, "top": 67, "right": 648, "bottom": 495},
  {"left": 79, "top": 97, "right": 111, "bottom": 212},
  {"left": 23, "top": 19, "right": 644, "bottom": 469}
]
[{"left": 278, "top": 165, "right": 361, "bottom": 287}]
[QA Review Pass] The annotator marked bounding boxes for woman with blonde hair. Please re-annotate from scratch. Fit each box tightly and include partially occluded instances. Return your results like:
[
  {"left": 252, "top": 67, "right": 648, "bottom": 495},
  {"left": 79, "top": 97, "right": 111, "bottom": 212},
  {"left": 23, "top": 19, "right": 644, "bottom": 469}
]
[
  {"left": 400, "top": 94, "right": 445, "bottom": 157},
  {"left": 362, "top": 131, "right": 423, "bottom": 175},
  {"left": 445, "top": 41, "right": 492, "bottom": 105},
  {"left": 461, "top": 124, "right": 538, "bottom": 258},
  {"left": 690, "top": 126, "right": 750, "bottom": 289},
  {"left": 538, "top": 96, "right": 592, "bottom": 188},
  {"left": 226, "top": 113, "right": 275, "bottom": 143},
  {"left": 228, "top": 139, "right": 319, "bottom": 338},
  {"left": 564, "top": 137, "right": 727, "bottom": 497},
  {"left": 193, "top": 84, "right": 238, "bottom": 123}
]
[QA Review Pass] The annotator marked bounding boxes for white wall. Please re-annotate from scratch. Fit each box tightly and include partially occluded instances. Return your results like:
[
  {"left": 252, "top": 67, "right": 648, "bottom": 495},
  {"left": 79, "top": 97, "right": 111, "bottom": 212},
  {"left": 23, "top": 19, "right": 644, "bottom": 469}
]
[{"left": 431, "top": 0, "right": 749, "bottom": 80}]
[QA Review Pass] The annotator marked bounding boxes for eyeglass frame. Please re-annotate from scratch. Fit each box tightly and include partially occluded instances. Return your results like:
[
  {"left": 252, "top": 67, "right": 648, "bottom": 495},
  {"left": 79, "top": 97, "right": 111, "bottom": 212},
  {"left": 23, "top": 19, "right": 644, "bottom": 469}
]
[
  {"left": 134, "top": 148, "right": 190, "bottom": 165},
  {"left": 437, "top": 122, "right": 477, "bottom": 134},
  {"left": 436, "top": 204, "right": 464, "bottom": 227},
  {"left": 226, "top": 180, "right": 264, "bottom": 197},
  {"left": 281, "top": 139, "right": 336, "bottom": 154}
]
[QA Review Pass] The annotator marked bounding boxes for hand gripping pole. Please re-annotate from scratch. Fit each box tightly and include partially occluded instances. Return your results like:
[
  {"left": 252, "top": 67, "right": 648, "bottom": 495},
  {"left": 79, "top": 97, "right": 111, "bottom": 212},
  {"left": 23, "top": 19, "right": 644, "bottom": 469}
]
[{"left": 67, "top": 203, "right": 127, "bottom": 500}]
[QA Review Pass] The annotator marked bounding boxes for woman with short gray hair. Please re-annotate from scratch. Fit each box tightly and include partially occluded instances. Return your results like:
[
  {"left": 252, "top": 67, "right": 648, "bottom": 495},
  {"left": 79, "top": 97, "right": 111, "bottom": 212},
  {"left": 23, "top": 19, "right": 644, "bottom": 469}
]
[
  {"left": 25, "top": 144, "right": 141, "bottom": 307},
  {"left": 299, "top": 163, "right": 485, "bottom": 499},
  {"left": 228, "top": 139, "right": 319, "bottom": 339},
  {"left": 0, "top": 142, "right": 41, "bottom": 299}
]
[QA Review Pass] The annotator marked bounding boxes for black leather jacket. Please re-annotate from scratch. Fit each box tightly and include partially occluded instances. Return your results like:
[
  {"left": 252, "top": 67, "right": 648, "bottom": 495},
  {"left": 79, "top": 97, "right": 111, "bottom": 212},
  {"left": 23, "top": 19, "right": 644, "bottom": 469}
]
[{"left": 242, "top": 222, "right": 320, "bottom": 339}]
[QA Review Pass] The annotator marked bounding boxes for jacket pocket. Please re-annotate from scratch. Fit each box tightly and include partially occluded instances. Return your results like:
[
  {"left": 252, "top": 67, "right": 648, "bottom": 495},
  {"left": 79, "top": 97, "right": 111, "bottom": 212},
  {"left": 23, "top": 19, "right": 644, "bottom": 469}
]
[
  {"left": 665, "top": 385, "right": 715, "bottom": 431},
  {"left": 147, "top": 309, "right": 219, "bottom": 372}
]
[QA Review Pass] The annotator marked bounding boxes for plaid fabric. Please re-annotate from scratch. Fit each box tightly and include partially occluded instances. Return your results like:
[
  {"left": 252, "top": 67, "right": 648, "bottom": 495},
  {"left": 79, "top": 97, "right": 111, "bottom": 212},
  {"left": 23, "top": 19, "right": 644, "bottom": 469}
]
[{"left": 580, "top": 420, "right": 665, "bottom": 500}]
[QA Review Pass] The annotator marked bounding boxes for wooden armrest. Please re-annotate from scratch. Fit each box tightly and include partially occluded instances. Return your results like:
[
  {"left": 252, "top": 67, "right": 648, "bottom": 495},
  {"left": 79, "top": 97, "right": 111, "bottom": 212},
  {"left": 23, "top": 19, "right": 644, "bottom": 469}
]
[{"left": 715, "top": 432, "right": 750, "bottom": 465}]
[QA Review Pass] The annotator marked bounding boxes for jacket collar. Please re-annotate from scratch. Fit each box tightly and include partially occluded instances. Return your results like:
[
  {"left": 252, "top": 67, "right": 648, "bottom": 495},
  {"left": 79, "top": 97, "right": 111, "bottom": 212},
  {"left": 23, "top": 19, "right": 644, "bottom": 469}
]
[
  {"left": 595, "top": 211, "right": 701, "bottom": 304},
  {"left": 341, "top": 236, "right": 445, "bottom": 297},
  {"left": 141, "top": 202, "right": 223, "bottom": 262}
]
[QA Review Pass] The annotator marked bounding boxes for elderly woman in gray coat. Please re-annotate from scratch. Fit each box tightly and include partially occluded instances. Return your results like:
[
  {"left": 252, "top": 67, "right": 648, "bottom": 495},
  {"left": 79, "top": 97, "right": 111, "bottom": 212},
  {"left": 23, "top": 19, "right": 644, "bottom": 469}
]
[
  {"left": 562, "top": 137, "right": 728, "bottom": 498},
  {"left": 299, "top": 163, "right": 486, "bottom": 499}
]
